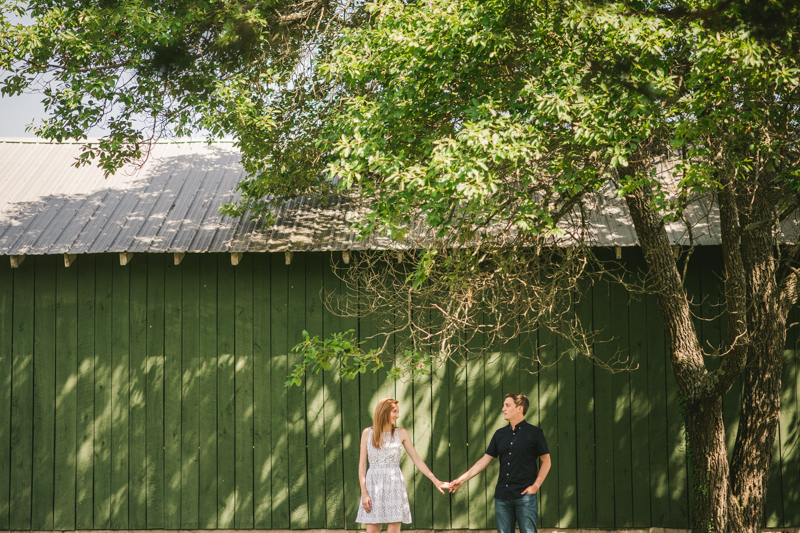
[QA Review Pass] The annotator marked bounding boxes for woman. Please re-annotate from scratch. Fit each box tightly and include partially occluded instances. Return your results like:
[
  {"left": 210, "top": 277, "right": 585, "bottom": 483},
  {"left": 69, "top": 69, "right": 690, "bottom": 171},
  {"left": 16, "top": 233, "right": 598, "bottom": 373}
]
[{"left": 356, "top": 398, "right": 448, "bottom": 532}]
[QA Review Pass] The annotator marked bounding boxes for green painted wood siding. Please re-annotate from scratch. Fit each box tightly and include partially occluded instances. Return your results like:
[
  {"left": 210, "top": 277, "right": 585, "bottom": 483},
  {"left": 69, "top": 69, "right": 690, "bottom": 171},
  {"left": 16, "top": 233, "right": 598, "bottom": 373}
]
[{"left": 0, "top": 250, "right": 798, "bottom": 530}]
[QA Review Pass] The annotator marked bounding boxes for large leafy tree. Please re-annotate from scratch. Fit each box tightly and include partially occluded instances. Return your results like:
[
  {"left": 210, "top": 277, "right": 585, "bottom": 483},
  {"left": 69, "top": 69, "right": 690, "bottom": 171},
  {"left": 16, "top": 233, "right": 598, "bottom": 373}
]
[
  {"left": 318, "top": 3, "right": 800, "bottom": 533},
  {"left": 3, "top": 0, "right": 800, "bottom": 531}
]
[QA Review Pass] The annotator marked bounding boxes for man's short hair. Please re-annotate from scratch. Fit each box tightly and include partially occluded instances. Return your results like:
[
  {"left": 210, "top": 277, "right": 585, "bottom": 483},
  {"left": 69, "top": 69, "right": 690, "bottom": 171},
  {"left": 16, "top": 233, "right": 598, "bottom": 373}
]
[{"left": 505, "top": 393, "right": 529, "bottom": 415}]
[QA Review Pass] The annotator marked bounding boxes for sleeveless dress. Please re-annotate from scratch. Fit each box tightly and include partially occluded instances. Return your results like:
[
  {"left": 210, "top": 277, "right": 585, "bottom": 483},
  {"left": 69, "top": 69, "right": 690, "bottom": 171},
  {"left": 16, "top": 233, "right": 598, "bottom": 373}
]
[{"left": 355, "top": 428, "right": 413, "bottom": 524}]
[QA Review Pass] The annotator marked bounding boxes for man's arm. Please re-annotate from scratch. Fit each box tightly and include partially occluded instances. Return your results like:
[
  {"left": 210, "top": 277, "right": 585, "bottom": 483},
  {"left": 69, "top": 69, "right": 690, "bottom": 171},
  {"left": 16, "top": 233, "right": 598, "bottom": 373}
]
[
  {"left": 521, "top": 454, "right": 551, "bottom": 495},
  {"left": 449, "top": 454, "right": 494, "bottom": 493}
]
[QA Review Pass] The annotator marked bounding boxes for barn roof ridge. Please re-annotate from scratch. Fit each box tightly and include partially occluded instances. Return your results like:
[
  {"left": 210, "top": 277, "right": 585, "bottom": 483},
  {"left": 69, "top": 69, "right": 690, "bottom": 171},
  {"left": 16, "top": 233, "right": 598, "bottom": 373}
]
[{"left": 0, "top": 140, "right": 796, "bottom": 256}]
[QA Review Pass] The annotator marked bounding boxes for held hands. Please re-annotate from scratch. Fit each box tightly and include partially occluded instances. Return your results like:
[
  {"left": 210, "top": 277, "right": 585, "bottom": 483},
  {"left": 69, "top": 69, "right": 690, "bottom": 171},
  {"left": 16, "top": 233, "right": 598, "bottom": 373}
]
[
  {"left": 448, "top": 477, "right": 464, "bottom": 493},
  {"left": 434, "top": 480, "right": 450, "bottom": 494}
]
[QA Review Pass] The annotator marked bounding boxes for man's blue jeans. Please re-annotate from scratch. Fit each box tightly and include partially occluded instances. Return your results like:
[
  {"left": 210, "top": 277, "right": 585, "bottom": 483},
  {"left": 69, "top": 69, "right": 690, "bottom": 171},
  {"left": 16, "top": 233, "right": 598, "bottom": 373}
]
[{"left": 495, "top": 494, "right": 538, "bottom": 533}]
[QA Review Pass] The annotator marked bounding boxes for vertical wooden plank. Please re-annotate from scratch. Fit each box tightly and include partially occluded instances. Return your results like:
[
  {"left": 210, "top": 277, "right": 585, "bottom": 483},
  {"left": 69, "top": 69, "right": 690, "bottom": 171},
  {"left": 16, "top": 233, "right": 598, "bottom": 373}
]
[
  {"left": 699, "top": 248, "right": 723, "bottom": 363},
  {"left": 412, "top": 353, "right": 433, "bottom": 531},
  {"left": 357, "top": 277, "right": 379, "bottom": 503},
  {"left": 181, "top": 255, "right": 201, "bottom": 529},
  {"left": 628, "top": 255, "right": 651, "bottom": 528},
  {"left": 164, "top": 258, "right": 182, "bottom": 529},
  {"left": 449, "top": 356, "right": 468, "bottom": 529},
  {"left": 75, "top": 255, "right": 95, "bottom": 529},
  {"left": 502, "top": 332, "right": 524, "bottom": 526},
  {"left": 395, "top": 320, "right": 414, "bottom": 530},
  {"left": 537, "top": 328, "right": 558, "bottom": 528},
  {"left": 10, "top": 259, "right": 35, "bottom": 528},
  {"left": 287, "top": 253, "right": 309, "bottom": 529},
  {"left": 146, "top": 254, "right": 165, "bottom": 529},
  {"left": 611, "top": 279, "right": 633, "bottom": 529},
  {"left": 10, "top": 260, "right": 34, "bottom": 530},
  {"left": 557, "top": 313, "right": 578, "bottom": 529},
  {"left": 129, "top": 256, "right": 148, "bottom": 529},
  {"left": 794, "top": 312, "right": 800, "bottom": 526},
  {"left": 0, "top": 259, "right": 12, "bottom": 530},
  {"left": 779, "top": 310, "right": 799, "bottom": 526},
  {"left": 354, "top": 263, "right": 376, "bottom": 533},
  {"left": 217, "top": 254, "right": 236, "bottom": 528},
  {"left": 518, "top": 327, "right": 538, "bottom": 506},
  {"left": 322, "top": 256, "right": 344, "bottom": 529},
  {"left": 340, "top": 265, "right": 361, "bottom": 529},
  {"left": 93, "top": 255, "right": 113, "bottom": 528},
  {"left": 235, "top": 254, "right": 254, "bottom": 529},
  {"left": 592, "top": 276, "right": 614, "bottom": 528},
  {"left": 372, "top": 259, "right": 395, "bottom": 408},
  {"left": 32, "top": 256, "right": 56, "bottom": 530},
  {"left": 666, "top": 338, "right": 689, "bottom": 527},
  {"left": 253, "top": 253, "right": 272, "bottom": 529},
  {"left": 518, "top": 332, "right": 538, "bottom": 426},
  {"left": 54, "top": 258, "right": 78, "bottom": 531},
  {"left": 306, "top": 253, "right": 327, "bottom": 528},
  {"left": 404, "top": 299, "right": 432, "bottom": 529},
  {"left": 198, "top": 255, "right": 219, "bottom": 529},
  {"left": 110, "top": 259, "right": 130, "bottom": 530},
  {"left": 341, "top": 366, "right": 361, "bottom": 529},
  {"left": 269, "top": 253, "right": 290, "bottom": 529},
  {"left": 723, "top": 383, "right": 742, "bottom": 453},
  {"left": 574, "top": 284, "right": 595, "bottom": 528},
  {"left": 358, "top": 268, "right": 379, "bottom": 432},
  {"left": 484, "top": 340, "right": 505, "bottom": 528},
  {"left": 501, "top": 338, "right": 520, "bottom": 398},
  {"left": 431, "top": 358, "right": 450, "bottom": 530},
  {"left": 683, "top": 254, "right": 701, "bottom": 529},
  {"left": 646, "top": 290, "right": 670, "bottom": 527},
  {"left": 722, "top": 278, "right": 741, "bottom": 457},
  {"left": 765, "top": 417, "right": 784, "bottom": 527},
  {"left": 467, "top": 352, "right": 486, "bottom": 530},
  {"left": 502, "top": 332, "right": 524, "bottom": 520}
]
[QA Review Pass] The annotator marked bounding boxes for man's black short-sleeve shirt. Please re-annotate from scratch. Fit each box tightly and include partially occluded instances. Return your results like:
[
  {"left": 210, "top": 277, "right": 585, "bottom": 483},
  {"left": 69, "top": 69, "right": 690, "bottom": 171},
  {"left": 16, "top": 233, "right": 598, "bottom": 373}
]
[{"left": 485, "top": 419, "right": 549, "bottom": 500}]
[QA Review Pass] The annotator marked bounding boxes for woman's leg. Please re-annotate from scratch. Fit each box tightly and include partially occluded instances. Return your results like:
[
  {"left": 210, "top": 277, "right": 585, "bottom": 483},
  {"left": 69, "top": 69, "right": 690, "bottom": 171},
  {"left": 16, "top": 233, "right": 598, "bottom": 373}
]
[
  {"left": 386, "top": 522, "right": 401, "bottom": 533},
  {"left": 366, "top": 524, "right": 382, "bottom": 533}
]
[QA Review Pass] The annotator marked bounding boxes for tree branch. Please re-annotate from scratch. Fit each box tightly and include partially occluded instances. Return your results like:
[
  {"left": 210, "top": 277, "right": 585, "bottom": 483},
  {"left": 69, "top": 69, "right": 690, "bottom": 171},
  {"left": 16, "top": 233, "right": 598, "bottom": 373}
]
[
  {"left": 624, "top": 171, "right": 706, "bottom": 399},
  {"left": 742, "top": 197, "right": 800, "bottom": 233},
  {"left": 697, "top": 181, "right": 749, "bottom": 400}
]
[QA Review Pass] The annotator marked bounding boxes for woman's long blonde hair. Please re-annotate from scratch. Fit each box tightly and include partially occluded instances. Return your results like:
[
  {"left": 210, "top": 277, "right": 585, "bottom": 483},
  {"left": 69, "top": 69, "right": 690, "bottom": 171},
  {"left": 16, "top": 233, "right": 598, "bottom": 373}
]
[{"left": 372, "top": 398, "right": 399, "bottom": 449}]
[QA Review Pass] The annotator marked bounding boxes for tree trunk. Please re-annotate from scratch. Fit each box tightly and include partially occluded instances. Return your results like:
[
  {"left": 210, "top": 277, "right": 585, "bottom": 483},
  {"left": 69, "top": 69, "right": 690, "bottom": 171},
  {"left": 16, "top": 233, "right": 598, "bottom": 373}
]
[
  {"left": 625, "top": 186, "right": 730, "bottom": 533},
  {"left": 726, "top": 334, "right": 784, "bottom": 533},
  {"left": 684, "top": 397, "right": 730, "bottom": 533},
  {"left": 725, "top": 214, "right": 791, "bottom": 533}
]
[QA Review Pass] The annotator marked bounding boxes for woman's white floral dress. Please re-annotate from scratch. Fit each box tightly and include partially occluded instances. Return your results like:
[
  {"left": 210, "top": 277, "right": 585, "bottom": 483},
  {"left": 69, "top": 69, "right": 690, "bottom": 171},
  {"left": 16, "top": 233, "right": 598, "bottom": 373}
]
[{"left": 356, "top": 428, "right": 413, "bottom": 524}]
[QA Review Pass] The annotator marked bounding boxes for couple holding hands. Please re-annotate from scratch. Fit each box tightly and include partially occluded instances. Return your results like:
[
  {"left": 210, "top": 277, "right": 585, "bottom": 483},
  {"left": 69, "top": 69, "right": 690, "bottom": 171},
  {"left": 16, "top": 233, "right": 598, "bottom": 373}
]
[{"left": 356, "top": 394, "right": 551, "bottom": 533}]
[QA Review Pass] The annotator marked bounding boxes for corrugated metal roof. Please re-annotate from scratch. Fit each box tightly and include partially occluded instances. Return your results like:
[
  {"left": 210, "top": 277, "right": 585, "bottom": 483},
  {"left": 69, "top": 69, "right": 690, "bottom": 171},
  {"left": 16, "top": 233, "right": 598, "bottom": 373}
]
[{"left": 0, "top": 139, "right": 795, "bottom": 255}]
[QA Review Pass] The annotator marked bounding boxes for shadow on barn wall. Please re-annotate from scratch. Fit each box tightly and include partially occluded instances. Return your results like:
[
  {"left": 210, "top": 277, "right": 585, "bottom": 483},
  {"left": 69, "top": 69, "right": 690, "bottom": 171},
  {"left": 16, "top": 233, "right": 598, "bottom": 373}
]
[{"left": 0, "top": 254, "right": 798, "bottom": 530}]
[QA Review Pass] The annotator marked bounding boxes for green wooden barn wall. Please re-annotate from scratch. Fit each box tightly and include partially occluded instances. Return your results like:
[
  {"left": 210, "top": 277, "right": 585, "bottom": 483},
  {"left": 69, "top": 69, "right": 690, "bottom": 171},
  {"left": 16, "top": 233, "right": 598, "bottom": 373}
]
[{"left": 0, "top": 249, "right": 798, "bottom": 531}]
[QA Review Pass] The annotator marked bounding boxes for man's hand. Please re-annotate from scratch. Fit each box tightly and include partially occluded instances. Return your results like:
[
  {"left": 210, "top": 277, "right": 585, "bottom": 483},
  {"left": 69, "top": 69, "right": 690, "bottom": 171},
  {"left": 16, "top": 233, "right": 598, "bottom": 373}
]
[
  {"left": 449, "top": 478, "right": 464, "bottom": 493},
  {"left": 521, "top": 483, "right": 540, "bottom": 495}
]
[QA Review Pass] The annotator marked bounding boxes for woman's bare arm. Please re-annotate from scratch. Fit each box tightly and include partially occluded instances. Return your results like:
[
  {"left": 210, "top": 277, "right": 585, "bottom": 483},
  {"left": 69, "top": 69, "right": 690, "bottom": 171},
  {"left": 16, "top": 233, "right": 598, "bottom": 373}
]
[
  {"left": 359, "top": 428, "right": 372, "bottom": 512},
  {"left": 398, "top": 428, "right": 446, "bottom": 494}
]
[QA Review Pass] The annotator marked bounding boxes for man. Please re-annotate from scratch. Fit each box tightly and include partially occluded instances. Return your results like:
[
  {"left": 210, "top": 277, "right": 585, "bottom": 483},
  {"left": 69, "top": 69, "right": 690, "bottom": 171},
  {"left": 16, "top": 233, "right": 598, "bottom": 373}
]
[{"left": 449, "top": 393, "right": 551, "bottom": 533}]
